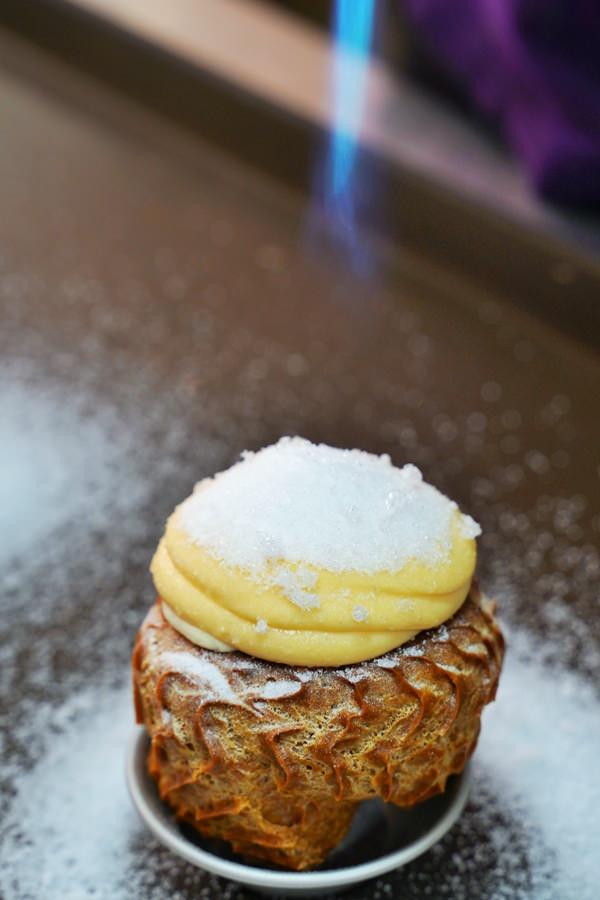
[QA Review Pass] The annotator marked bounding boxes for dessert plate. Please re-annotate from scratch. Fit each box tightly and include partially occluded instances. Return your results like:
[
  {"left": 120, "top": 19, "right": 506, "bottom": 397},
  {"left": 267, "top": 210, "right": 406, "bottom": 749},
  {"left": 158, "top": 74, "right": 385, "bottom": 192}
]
[{"left": 126, "top": 726, "right": 471, "bottom": 897}]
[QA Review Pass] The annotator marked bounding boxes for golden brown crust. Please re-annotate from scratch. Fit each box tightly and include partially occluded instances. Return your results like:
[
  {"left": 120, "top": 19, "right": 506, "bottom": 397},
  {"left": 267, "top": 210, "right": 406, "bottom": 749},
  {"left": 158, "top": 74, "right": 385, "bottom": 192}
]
[{"left": 132, "top": 582, "right": 504, "bottom": 870}]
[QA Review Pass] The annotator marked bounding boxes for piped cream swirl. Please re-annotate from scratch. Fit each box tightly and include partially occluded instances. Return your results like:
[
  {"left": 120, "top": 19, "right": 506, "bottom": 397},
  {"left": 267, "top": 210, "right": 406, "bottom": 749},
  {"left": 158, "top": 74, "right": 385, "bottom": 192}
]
[{"left": 150, "top": 439, "right": 480, "bottom": 667}]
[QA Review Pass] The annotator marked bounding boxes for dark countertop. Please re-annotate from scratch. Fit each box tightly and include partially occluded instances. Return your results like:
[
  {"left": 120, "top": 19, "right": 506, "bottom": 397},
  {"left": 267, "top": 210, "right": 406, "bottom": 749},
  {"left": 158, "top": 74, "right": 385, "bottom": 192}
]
[{"left": 1, "top": 21, "right": 599, "bottom": 900}]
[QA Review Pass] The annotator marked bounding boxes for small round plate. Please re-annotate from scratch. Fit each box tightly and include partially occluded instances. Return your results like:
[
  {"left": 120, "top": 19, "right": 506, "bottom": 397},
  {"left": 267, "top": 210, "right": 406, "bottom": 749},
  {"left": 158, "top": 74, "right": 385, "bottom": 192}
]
[{"left": 126, "top": 727, "right": 470, "bottom": 897}]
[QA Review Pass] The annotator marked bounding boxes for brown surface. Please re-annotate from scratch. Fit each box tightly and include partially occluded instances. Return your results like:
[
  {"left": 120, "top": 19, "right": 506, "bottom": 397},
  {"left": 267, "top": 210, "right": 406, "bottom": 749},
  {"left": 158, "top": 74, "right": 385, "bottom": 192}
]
[
  {"left": 0, "top": 21, "right": 599, "bottom": 900},
  {"left": 133, "top": 588, "right": 503, "bottom": 869}
]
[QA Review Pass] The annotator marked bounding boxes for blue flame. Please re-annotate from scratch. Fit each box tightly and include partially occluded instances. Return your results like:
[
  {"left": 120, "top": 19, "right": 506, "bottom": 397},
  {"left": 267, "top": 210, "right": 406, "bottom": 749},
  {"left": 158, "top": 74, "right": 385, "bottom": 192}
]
[{"left": 325, "top": 0, "right": 376, "bottom": 252}]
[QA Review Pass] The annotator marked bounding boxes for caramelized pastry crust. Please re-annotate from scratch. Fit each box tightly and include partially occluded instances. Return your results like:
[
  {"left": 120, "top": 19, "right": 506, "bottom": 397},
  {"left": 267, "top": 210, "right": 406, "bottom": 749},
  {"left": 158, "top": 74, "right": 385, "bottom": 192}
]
[{"left": 133, "top": 583, "right": 503, "bottom": 870}]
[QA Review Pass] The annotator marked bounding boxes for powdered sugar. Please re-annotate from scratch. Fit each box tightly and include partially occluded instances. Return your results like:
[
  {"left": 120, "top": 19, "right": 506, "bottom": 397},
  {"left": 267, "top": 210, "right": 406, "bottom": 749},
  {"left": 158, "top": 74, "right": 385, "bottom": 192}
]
[
  {"left": 256, "top": 679, "right": 304, "bottom": 701},
  {"left": 159, "top": 649, "right": 305, "bottom": 706},
  {"left": 473, "top": 635, "right": 600, "bottom": 899},
  {"left": 460, "top": 514, "right": 482, "bottom": 540},
  {"left": 160, "top": 651, "right": 242, "bottom": 707},
  {"left": 0, "top": 687, "right": 137, "bottom": 899},
  {"left": 374, "top": 653, "right": 403, "bottom": 669},
  {"left": 352, "top": 604, "right": 369, "bottom": 622},
  {"left": 0, "top": 687, "right": 239, "bottom": 900},
  {"left": 269, "top": 562, "right": 320, "bottom": 610},
  {"left": 178, "top": 439, "right": 480, "bottom": 582},
  {"left": 397, "top": 598, "right": 416, "bottom": 612}
]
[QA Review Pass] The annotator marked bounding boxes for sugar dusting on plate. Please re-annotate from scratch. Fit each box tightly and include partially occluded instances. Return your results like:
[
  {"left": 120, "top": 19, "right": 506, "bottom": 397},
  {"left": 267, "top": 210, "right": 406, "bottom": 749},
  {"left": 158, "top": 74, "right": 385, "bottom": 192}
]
[
  {"left": 178, "top": 437, "right": 480, "bottom": 577},
  {"left": 2, "top": 629, "right": 599, "bottom": 900}
]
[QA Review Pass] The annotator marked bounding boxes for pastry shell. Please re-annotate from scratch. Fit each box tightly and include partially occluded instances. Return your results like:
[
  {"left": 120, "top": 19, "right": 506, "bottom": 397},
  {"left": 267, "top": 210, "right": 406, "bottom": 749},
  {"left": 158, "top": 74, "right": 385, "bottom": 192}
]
[{"left": 132, "top": 582, "right": 503, "bottom": 870}]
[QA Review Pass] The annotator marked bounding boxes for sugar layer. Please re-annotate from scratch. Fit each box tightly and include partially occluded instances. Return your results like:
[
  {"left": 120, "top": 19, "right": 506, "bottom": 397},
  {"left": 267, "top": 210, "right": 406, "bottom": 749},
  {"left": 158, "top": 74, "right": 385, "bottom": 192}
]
[{"left": 179, "top": 438, "right": 480, "bottom": 576}]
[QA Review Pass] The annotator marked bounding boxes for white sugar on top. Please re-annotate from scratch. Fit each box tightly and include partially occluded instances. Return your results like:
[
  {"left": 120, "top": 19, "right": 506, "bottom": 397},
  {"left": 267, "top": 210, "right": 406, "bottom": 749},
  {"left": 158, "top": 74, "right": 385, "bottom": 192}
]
[{"left": 179, "top": 437, "right": 480, "bottom": 575}]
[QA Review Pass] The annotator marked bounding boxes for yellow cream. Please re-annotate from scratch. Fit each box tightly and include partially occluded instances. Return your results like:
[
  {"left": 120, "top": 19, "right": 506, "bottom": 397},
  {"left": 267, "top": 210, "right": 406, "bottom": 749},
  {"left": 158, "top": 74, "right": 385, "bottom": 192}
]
[{"left": 150, "top": 439, "right": 480, "bottom": 667}]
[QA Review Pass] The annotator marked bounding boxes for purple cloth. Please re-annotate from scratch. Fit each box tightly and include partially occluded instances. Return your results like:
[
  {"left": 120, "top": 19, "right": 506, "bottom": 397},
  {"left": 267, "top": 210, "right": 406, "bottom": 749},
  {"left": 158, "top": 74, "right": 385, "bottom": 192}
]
[{"left": 402, "top": 0, "right": 600, "bottom": 204}]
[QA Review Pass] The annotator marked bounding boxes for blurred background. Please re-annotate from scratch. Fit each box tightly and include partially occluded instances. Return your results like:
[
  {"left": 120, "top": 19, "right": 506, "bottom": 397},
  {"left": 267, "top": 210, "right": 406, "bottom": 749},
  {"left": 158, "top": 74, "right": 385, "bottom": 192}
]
[{"left": 1, "top": 2, "right": 599, "bottom": 899}]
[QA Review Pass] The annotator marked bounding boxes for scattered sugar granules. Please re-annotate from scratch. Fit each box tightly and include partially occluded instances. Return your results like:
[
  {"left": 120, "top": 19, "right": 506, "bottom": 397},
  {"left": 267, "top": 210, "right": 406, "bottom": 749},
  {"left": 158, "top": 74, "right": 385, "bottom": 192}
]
[{"left": 178, "top": 438, "right": 480, "bottom": 586}]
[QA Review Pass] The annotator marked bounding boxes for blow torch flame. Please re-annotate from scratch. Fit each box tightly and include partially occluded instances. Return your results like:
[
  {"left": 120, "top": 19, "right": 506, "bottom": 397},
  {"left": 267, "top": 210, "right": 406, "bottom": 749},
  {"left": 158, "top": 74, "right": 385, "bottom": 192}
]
[{"left": 323, "top": 0, "right": 376, "bottom": 265}]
